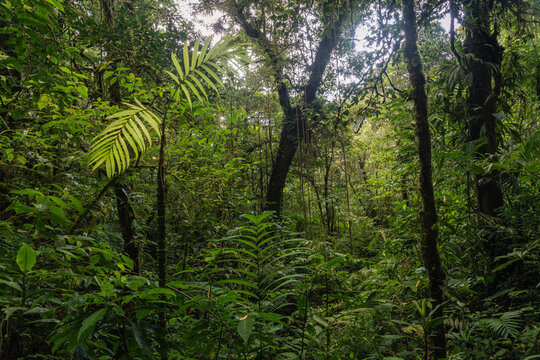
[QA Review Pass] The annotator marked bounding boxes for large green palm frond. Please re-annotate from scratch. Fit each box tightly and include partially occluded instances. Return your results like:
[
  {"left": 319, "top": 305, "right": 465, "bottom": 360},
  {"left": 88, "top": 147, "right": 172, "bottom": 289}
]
[
  {"left": 166, "top": 36, "right": 249, "bottom": 108},
  {"left": 88, "top": 99, "right": 161, "bottom": 178},
  {"left": 88, "top": 37, "right": 248, "bottom": 178}
]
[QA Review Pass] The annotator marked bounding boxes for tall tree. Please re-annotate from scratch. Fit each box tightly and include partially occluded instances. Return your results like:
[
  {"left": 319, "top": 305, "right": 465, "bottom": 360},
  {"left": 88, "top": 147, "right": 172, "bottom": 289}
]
[
  {"left": 461, "top": 0, "right": 516, "bottom": 283},
  {"left": 401, "top": 0, "right": 446, "bottom": 357},
  {"left": 463, "top": 0, "right": 504, "bottom": 220},
  {"left": 223, "top": 0, "right": 355, "bottom": 216}
]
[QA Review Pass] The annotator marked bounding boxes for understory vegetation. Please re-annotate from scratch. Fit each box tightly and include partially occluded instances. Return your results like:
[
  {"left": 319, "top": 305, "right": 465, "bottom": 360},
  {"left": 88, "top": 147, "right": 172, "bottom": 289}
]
[{"left": 0, "top": 0, "right": 538, "bottom": 359}]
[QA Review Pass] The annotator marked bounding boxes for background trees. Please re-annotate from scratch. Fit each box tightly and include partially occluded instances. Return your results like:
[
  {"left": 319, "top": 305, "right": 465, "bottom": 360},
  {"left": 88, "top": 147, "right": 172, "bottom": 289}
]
[{"left": 1, "top": 0, "right": 538, "bottom": 359}]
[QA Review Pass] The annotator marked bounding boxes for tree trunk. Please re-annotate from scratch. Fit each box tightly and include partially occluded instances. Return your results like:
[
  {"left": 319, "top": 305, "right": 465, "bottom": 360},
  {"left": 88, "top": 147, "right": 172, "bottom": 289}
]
[
  {"left": 115, "top": 183, "right": 139, "bottom": 273},
  {"left": 101, "top": 0, "right": 139, "bottom": 274},
  {"left": 228, "top": 0, "right": 349, "bottom": 216},
  {"left": 265, "top": 105, "right": 303, "bottom": 215},
  {"left": 463, "top": 0, "right": 505, "bottom": 273},
  {"left": 401, "top": 0, "right": 446, "bottom": 358},
  {"left": 156, "top": 117, "right": 168, "bottom": 359}
]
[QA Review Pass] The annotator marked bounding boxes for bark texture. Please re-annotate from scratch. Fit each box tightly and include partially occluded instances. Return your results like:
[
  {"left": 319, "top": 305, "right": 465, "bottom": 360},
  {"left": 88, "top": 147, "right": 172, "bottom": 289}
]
[
  {"left": 156, "top": 117, "right": 168, "bottom": 360},
  {"left": 401, "top": 0, "right": 446, "bottom": 358},
  {"left": 226, "top": 0, "right": 349, "bottom": 216},
  {"left": 115, "top": 183, "right": 139, "bottom": 273},
  {"left": 102, "top": 0, "right": 139, "bottom": 273},
  {"left": 463, "top": 0, "right": 505, "bottom": 275}
]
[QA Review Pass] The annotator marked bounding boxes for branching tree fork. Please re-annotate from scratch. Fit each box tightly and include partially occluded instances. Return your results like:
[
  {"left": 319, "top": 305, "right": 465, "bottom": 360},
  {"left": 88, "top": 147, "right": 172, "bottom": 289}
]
[{"left": 224, "top": 0, "right": 355, "bottom": 216}]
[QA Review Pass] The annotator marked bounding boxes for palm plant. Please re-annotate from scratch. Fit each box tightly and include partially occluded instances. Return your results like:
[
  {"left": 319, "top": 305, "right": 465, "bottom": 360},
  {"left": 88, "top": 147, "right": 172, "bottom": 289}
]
[
  {"left": 87, "top": 36, "right": 247, "bottom": 178},
  {"left": 86, "top": 36, "right": 247, "bottom": 359}
]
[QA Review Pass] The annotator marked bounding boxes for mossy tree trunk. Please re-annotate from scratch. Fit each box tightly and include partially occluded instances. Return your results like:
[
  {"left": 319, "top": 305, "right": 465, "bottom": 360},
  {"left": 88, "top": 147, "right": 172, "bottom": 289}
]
[
  {"left": 401, "top": 0, "right": 446, "bottom": 357},
  {"left": 463, "top": 0, "right": 506, "bottom": 285}
]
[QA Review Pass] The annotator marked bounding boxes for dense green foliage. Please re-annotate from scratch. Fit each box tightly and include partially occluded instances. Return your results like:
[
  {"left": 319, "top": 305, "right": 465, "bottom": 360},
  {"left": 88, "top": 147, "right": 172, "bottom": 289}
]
[{"left": 0, "top": 0, "right": 538, "bottom": 359}]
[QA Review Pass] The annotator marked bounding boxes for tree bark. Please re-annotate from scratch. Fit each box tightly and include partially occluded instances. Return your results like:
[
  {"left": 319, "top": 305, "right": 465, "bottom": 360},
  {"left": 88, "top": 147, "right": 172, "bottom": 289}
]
[
  {"left": 101, "top": 0, "right": 139, "bottom": 273},
  {"left": 401, "top": 0, "right": 446, "bottom": 358},
  {"left": 156, "top": 116, "right": 168, "bottom": 360},
  {"left": 115, "top": 183, "right": 139, "bottom": 273},
  {"left": 227, "top": 0, "right": 349, "bottom": 216},
  {"left": 463, "top": 0, "right": 505, "bottom": 269}
]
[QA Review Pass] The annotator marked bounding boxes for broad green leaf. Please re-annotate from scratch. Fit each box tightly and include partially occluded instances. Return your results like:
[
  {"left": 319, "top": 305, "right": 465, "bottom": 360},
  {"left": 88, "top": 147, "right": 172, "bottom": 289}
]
[
  {"left": 77, "top": 308, "right": 107, "bottom": 342},
  {"left": 11, "top": 189, "right": 43, "bottom": 198},
  {"left": 49, "top": 205, "right": 67, "bottom": 225},
  {"left": 0, "top": 280, "right": 22, "bottom": 292},
  {"left": 131, "top": 321, "right": 156, "bottom": 359},
  {"left": 77, "top": 85, "right": 88, "bottom": 100},
  {"left": 45, "top": 0, "right": 65, "bottom": 12},
  {"left": 37, "top": 94, "right": 52, "bottom": 110},
  {"left": 17, "top": 244, "right": 36, "bottom": 272},
  {"left": 136, "top": 309, "right": 152, "bottom": 323},
  {"left": 237, "top": 314, "right": 254, "bottom": 344}
]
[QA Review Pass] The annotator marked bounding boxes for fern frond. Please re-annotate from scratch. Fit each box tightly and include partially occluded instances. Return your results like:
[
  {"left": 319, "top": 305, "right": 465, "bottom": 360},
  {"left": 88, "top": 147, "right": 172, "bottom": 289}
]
[
  {"left": 210, "top": 212, "right": 309, "bottom": 308},
  {"left": 520, "top": 129, "right": 540, "bottom": 161},
  {"left": 88, "top": 102, "right": 161, "bottom": 178}
]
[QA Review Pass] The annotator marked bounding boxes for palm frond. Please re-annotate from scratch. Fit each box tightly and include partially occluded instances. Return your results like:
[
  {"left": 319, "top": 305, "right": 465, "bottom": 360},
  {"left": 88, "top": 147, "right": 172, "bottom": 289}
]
[
  {"left": 168, "top": 36, "right": 248, "bottom": 108},
  {"left": 480, "top": 310, "right": 522, "bottom": 339},
  {"left": 88, "top": 37, "right": 248, "bottom": 178},
  {"left": 88, "top": 100, "right": 161, "bottom": 178}
]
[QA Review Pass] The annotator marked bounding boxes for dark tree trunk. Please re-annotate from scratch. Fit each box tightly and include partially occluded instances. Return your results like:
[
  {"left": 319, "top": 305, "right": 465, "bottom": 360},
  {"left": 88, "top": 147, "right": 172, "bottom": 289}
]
[
  {"left": 463, "top": 0, "right": 505, "bottom": 270},
  {"left": 324, "top": 143, "right": 335, "bottom": 233},
  {"left": 401, "top": 0, "right": 446, "bottom": 358},
  {"left": 228, "top": 1, "right": 349, "bottom": 216},
  {"left": 114, "top": 184, "right": 139, "bottom": 272},
  {"left": 265, "top": 97, "right": 300, "bottom": 215},
  {"left": 102, "top": 0, "right": 139, "bottom": 274},
  {"left": 536, "top": 53, "right": 540, "bottom": 101},
  {"left": 156, "top": 117, "right": 168, "bottom": 360}
]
